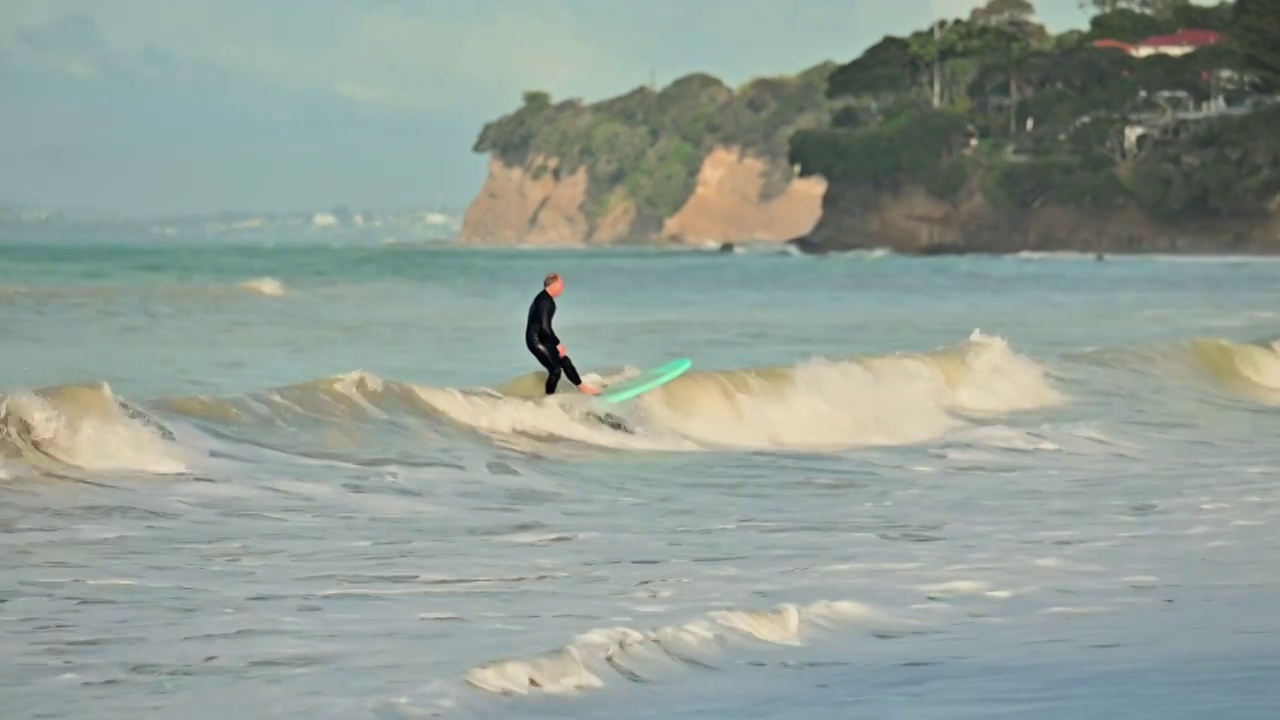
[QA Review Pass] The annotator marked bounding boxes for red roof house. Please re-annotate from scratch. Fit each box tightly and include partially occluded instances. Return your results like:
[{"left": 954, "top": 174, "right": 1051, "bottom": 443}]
[{"left": 1130, "top": 29, "right": 1222, "bottom": 57}]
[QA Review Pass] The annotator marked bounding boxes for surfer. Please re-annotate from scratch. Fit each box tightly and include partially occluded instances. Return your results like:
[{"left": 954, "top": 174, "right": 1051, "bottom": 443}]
[{"left": 526, "top": 273, "right": 601, "bottom": 396}]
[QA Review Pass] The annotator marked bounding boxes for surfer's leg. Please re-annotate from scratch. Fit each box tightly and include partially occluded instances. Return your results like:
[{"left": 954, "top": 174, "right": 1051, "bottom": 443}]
[
  {"left": 529, "top": 343, "right": 562, "bottom": 394},
  {"left": 544, "top": 364, "right": 562, "bottom": 394},
  {"left": 558, "top": 355, "right": 584, "bottom": 387}
]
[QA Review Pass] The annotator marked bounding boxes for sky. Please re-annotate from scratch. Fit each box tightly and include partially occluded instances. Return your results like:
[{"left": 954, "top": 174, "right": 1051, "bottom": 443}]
[{"left": 0, "top": 0, "right": 1104, "bottom": 217}]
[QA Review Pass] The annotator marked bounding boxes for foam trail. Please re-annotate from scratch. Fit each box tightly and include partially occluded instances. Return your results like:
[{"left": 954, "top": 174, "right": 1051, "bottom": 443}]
[{"left": 460, "top": 598, "right": 902, "bottom": 697}]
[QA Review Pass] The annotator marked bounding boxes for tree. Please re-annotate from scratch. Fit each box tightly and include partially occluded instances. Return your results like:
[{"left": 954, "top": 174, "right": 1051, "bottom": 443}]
[
  {"left": 522, "top": 90, "right": 552, "bottom": 109},
  {"left": 970, "top": 0, "right": 1051, "bottom": 53},
  {"left": 907, "top": 26, "right": 947, "bottom": 105},
  {"left": 1142, "top": 0, "right": 1192, "bottom": 19},
  {"left": 908, "top": 19, "right": 1018, "bottom": 108},
  {"left": 1078, "top": 0, "right": 1181, "bottom": 13},
  {"left": 1187, "top": 42, "right": 1243, "bottom": 75},
  {"left": 1086, "top": 9, "right": 1166, "bottom": 42},
  {"left": 1041, "top": 45, "right": 1133, "bottom": 98},
  {"left": 1053, "top": 29, "right": 1087, "bottom": 50},
  {"left": 826, "top": 37, "right": 919, "bottom": 100},
  {"left": 969, "top": 24, "right": 1039, "bottom": 135},
  {"left": 1130, "top": 54, "right": 1209, "bottom": 99},
  {"left": 1167, "top": 1, "right": 1234, "bottom": 31},
  {"left": 1080, "top": 0, "right": 1231, "bottom": 20},
  {"left": 788, "top": 108, "right": 969, "bottom": 188},
  {"left": 1078, "top": 0, "right": 1140, "bottom": 12},
  {"left": 1231, "top": 0, "right": 1280, "bottom": 86},
  {"left": 971, "top": 0, "right": 1037, "bottom": 26}
]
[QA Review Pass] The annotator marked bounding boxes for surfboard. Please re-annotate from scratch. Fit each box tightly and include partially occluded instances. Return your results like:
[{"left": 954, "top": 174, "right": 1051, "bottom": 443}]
[{"left": 598, "top": 358, "right": 692, "bottom": 405}]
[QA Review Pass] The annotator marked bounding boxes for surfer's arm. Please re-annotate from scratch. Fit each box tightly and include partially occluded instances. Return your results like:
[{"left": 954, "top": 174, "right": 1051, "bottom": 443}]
[{"left": 535, "top": 296, "right": 560, "bottom": 347}]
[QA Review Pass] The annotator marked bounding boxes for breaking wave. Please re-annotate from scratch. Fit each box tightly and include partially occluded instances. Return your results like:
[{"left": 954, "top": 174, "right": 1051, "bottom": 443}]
[
  {"left": 0, "top": 383, "right": 189, "bottom": 476},
  {"left": 1, "top": 331, "right": 1066, "bottom": 477},
  {"left": 1188, "top": 337, "right": 1280, "bottom": 401},
  {"left": 236, "top": 276, "right": 287, "bottom": 296},
  {"left": 1071, "top": 335, "right": 1280, "bottom": 406}
]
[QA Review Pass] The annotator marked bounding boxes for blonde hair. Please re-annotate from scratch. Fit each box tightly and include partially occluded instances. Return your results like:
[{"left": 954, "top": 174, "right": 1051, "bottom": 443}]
[{"left": 544, "top": 273, "right": 561, "bottom": 288}]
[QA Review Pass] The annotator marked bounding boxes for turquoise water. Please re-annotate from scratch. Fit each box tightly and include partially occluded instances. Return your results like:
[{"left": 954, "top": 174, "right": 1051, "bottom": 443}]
[{"left": 3, "top": 241, "right": 1280, "bottom": 719}]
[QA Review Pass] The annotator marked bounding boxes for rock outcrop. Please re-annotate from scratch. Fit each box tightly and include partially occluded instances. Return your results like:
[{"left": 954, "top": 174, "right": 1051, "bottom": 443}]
[
  {"left": 458, "top": 156, "right": 588, "bottom": 246},
  {"left": 660, "top": 147, "right": 826, "bottom": 245},
  {"left": 789, "top": 180, "right": 1280, "bottom": 256},
  {"left": 460, "top": 63, "right": 839, "bottom": 246},
  {"left": 459, "top": 147, "right": 826, "bottom": 246}
]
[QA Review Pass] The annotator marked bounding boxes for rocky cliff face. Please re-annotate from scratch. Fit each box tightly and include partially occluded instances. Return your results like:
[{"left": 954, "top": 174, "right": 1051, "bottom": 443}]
[
  {"left": 458, "top": 147, "right": 824, "bottom": 246},
  {"left": 458, "top": 156, "right": 590, "bottom": 246},
  {"left": 790, "top": 180, "right": 1280, "bottom": 256},
  {"left": 661, "top": 147, "right": 826, "bottom": 245}
]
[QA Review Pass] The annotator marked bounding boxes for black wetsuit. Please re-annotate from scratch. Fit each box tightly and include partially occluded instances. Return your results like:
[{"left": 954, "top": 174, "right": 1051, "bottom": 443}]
[{"left": 525, "top": 289, "right": 584, "bottom": 394}]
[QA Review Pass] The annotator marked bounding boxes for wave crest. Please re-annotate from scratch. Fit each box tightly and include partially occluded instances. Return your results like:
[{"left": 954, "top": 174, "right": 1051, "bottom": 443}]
[
  {"left": 1071, "top": 336, "right": 1280, "bottom": 407},
  {"left": 1, "top": 382, "right": 188, "bottom": 475},
  {"left": 1189, "top": 337, "right": 1280, "bottom": 400},
  {"left": 2, "top": 331, "right": 1066, "bottom": 476},
  {"left": 637, "top": 330, "right": 1065, "bottom": 450}
]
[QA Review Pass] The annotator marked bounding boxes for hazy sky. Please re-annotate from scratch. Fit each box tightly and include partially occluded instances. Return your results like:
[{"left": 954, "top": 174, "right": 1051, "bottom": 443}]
[{"left": 1, "top": 0, "right": 1101, "bottom": 216}]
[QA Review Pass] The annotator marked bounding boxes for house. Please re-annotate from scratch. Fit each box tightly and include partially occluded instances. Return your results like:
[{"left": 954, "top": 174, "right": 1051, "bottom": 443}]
[
  {"left": 1129, "top": 29, "right": 1222, "bottom": 58},
  {"left": 1092, "top": 29, "right": 1222, "bottom": 58}
]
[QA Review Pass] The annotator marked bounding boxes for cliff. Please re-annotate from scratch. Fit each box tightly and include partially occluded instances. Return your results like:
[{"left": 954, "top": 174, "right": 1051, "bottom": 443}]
[
  {"left": 785, "top": 0, "right": 1280, "bottom": 255},
  {"left": 794, "top": 173, "right": 1280, "bottom": 257},
  {"left": 458, "top": 0, "right": 1280, "bottom": 253},
  {"left": 459, "top": 65, "right": 837, "bottom": 246},
  {"left": 661, "top": 147, "right": 826, "bottom": 244},
  {"left": 460, "top": 146, "right": 827, "bottom": 246}
]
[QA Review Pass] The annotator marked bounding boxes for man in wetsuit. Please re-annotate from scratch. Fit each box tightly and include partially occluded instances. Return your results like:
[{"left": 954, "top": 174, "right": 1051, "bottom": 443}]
[{"left": 526, "top": 273, "right": 601, "bottom": 396}]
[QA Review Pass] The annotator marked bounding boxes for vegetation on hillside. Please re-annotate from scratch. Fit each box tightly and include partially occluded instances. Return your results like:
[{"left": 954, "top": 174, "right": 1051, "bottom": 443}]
[
  {"left": 788, "top": 0, "right": 1280, "bottom": 221},
  {"left": 473, "top": 63, "right": 837, "bottom": 224}
]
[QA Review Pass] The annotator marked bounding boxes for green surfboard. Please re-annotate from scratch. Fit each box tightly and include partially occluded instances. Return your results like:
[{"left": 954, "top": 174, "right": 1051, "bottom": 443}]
[{"left": 598, "top": 358, "right": 692, "bottom": 404}]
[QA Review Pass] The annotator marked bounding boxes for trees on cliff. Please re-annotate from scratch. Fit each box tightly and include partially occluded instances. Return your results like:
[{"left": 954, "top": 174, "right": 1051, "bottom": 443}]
[
  {"left": 472, "top": 63, "right": 837, "bottom": 227},
  {"left": 972, "top": 0, "right": 1037, "bottom": 26},
  {"left": 1078, "top": 0, "right": 1201, "bottom": 15},
  {"left": 788, "top": 109, "right": 970, "bottom": 189},
  {"left": 788, "top": 0, "right": 1279, "bottom": 222},
  {"left": 825, "top": 37, "right": 917, "bottom": 101},
  {"left": 468, "top": 0, "right": 1276, "bottom": 237},
  {"left": 1231, "top": 0, "right": 1280, "bottom": 86}
]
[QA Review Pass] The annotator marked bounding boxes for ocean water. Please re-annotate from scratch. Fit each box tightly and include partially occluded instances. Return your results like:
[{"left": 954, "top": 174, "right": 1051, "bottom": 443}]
[{"left": 2, "top": 241, "right": 1279, "bottom": 719}]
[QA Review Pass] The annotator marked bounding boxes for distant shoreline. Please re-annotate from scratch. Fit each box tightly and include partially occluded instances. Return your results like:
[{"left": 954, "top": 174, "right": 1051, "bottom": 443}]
[{"left": 9, "top": 235, "right": 1280, "bottom": 262}]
